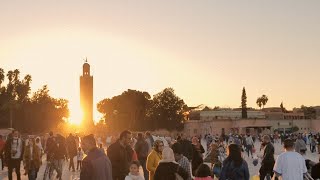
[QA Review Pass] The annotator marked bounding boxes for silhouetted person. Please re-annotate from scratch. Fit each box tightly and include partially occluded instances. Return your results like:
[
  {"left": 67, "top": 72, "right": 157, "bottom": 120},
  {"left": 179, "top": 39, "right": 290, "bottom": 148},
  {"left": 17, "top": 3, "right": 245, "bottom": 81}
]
[
  {"left": 4, "top": 130, "right": 24, "bottom": 180},
  {"left": 81, "top": 134, "right": 112, "bottom": 180},
  {"left": 107, "top": 130, "right": 133, "bottom": 180}
]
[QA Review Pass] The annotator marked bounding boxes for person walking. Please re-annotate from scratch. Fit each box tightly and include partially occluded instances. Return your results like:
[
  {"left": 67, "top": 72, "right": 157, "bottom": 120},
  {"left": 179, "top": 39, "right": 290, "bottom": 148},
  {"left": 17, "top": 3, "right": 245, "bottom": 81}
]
[
  {"left": 107, "top": 130, "right": 134, "bottom": 180},
  {"left": 0, "top": 135, "right": 5, "bottom": 170},
  {"left": 66, "top": 133, "right": 78, "bottom": 172},
  {"left": 80, "top": 134, "right": 112, "bottom": 180},
  {"left": 77, "top": 147, "right": 83, "bottom": 171},
  {"left": 310, "top": 135, "right": 317, "bottom": 153},
  {"left": 259, "top": 135, "right": 275, "bottom": 180},
  {"left": 23, "top": 137, "right": 41, "bottom": 180},
  {"left": 191, "top": 136, "right": 205, "bottom": 175},
  {"left": 273, "top": 139, "right": 307, "bottom": 180},
  {"left": 146, "top": 140, "right": 164, "bottom": 180},
  {"left": 245, "top": 133, "right": 254, "bottom": 158},
  {"left": 53, "top": 134, "right": 67, "bottom": 180},
  {"left": 220, "top": 144, "right": 250, "bottom": 180},
  {"left": 4, "top": 130, "right": 24, "bottom": 180},
  {"left": 295, "top": 135, "right": 307, "bottom": 154},
  {"left": 135, "top": 132, "right": 150, "bottom": 180}
]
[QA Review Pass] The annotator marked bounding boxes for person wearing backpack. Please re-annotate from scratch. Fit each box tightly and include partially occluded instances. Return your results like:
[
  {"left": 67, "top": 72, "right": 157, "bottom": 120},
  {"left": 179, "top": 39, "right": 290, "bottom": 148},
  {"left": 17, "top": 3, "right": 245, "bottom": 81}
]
[{"left": 220, "top": 144, "right": 250, "bottom": 180}]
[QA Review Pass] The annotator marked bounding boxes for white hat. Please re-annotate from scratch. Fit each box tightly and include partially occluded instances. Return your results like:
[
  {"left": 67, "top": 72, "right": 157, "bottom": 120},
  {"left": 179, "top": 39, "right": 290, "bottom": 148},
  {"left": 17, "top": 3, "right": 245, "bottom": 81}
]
[{"left": 160, "top": 147, "right": 178, "bottom": 164}]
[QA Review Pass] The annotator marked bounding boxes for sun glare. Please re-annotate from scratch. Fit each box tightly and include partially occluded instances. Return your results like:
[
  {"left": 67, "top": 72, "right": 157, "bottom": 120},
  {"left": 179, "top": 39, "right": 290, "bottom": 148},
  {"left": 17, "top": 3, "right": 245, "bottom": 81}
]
[{"left": 68, "top": 102, "right": 83, "bottom": 125}]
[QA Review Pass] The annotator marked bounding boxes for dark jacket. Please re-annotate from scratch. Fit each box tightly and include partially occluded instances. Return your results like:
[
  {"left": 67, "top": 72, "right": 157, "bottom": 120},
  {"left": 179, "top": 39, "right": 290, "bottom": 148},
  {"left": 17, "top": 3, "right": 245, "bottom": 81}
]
[
  {"left": 107, "top": 140, "right": 133, "bottom": 180},
  {"left": 191, "top": 144, "right": 205, "bottom": 173},
  {"left": 4, "top": 138, "right": 24, "bottom": 163},
  {"left": 80, "top": 147, "right": 112, "bottom": 180},
  {"left": 154, "top": 162, "right": 188, "bottom": 180},
  {"left": 220, "top": 159, "right": 250, "bottom": 180},
  {"left": 179, "top": 140, "right": 193, "bottom": 160},
  {"left": 54, "top": 136, "right": 67, "bottom": 160},
  {"left": 261, "top": 142, "right": 275, "bottom": 165},
  {"left": 135, "top": 138, "right": 149, "bottom": 160},
  {"left": 66, "top": 135, "right": 78, "bottom": 157}
]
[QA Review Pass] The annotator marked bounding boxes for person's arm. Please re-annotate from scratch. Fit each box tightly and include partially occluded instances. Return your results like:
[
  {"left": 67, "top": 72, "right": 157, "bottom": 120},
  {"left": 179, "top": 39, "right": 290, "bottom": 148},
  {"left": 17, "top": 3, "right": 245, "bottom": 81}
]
[
  {"left": 146, "top": 152, "right": 156, "bottom": 173},
  {"left": 273, "top": 155, "right": 282, "bottom": 178}
]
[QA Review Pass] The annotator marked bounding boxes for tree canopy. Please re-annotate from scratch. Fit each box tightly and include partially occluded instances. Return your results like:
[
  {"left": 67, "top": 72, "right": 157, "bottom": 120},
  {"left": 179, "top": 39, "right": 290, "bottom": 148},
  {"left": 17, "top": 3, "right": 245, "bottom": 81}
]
[
  {"left": 0, "top": 68, "right": 69, "bottom": 133},
  {"left": 97, "top": 88, "right": 187, "bottom": 131}
]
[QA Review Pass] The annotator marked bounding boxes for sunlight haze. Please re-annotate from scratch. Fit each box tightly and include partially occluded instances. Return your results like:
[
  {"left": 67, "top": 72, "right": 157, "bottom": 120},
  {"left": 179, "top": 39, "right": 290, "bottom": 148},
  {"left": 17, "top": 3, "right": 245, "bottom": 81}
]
[{"left": 1, "top": 0, "right": 320, "bottom": 123}]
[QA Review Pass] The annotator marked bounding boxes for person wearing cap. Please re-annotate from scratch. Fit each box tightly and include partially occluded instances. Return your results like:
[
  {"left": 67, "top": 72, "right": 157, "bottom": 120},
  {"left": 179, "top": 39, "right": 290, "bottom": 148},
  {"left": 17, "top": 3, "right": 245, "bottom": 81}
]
[
  {"left": 80, "top": 134, "right": 112, "bottom": 180},
  {"left": 154, "top": 147, "right": 188, "bottom": 180}
]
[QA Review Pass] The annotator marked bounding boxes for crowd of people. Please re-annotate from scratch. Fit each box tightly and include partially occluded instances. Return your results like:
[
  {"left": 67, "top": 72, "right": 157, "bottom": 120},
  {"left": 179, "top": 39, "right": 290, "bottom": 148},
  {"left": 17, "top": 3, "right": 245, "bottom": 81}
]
[{"left": 1, "top": 129, "right": 320, "bottom": 180}]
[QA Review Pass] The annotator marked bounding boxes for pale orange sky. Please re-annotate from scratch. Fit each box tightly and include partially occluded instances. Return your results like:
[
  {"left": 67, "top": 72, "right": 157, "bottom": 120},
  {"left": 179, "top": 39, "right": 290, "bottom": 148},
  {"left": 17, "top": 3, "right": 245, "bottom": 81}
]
[{"left": 1, "top": 1, "right": 320, "bottom": 123}]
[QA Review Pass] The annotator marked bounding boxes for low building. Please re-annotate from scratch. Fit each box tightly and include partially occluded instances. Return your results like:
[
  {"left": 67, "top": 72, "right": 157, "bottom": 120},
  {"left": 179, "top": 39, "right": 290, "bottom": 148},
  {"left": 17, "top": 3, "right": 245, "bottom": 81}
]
[{"left": 184, "top": 107, "right": 320, "bottom": 137}]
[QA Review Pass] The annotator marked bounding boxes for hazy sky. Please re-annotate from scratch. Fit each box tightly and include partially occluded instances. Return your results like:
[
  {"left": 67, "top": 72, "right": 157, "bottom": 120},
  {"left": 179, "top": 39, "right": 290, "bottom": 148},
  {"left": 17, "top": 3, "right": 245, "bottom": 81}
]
[{"left": 1, "top": 1, "right": 320, "bottom": 122}]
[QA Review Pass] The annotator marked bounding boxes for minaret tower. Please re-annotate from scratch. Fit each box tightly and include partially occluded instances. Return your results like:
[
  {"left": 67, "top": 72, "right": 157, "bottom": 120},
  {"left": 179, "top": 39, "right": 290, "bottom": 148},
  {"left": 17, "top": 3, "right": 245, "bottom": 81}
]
[{"left": 80, "top": 58, "right": 94, "bottom": 127}]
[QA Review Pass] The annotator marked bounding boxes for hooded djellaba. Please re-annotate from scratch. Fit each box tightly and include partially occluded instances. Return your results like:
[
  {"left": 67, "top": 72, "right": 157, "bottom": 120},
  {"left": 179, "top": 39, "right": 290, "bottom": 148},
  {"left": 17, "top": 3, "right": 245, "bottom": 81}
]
[{"left": 154, "top": 147, "right": 188, "bottom": 180}]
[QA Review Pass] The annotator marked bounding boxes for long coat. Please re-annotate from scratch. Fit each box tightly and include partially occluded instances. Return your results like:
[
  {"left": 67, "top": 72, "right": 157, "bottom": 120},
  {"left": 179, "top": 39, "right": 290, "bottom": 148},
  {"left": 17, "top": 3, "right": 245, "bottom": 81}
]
[
  {"left": 23, "top": 145, "right": 41, "bottom": 173},
  {"left": 146, "top": 150, "right": 162, "bottom": 180}
]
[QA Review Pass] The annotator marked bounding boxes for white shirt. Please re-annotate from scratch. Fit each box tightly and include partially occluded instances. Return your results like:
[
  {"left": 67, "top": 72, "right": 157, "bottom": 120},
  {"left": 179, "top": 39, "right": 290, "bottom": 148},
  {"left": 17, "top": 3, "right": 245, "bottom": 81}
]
[
  {"left": 11, "top": 138, "right": 22, "bottom": 159},
  {"left": 77, "top": 151, "right": 84, "bottom": 160},
  {"left": 273, "top": 151, "right": 307, "bottom": 180}
]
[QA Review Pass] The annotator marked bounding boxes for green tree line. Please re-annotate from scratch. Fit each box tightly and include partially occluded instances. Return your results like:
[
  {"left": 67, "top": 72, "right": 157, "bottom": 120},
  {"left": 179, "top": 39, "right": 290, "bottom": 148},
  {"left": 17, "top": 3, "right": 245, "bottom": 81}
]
[{"left": 0, "top": 68, "right": 69, "bottom": 133}]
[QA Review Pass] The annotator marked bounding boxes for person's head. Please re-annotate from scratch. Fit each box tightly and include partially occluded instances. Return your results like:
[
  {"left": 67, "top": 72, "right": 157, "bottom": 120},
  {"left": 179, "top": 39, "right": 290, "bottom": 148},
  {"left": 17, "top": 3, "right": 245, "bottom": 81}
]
[
  {"left": 153, "top": 140, "right": 164, "bottom": 153},
  {"left": 35, "top": 137, "right": 40, "bottom": 143},
  {"left": 119, "top": 130, "right": 132, "bottom": 147},
  {"left": 129, "top": 161, "right": 140, "bottom": 175},
  {"left": 137, "top": 133, "right": 143, "bottom": 140},
  {"left": 28, "top": 137, "right": 35, "bottom": 146},
  {"left": 78, "top": 147, "right": 82, "bottom": 152},
  {"left": 12, "top": 130, "right": 19, "bottom": 139},
  {"left": 283, "top": 139, "right": 295, "bottom": 151},
  {"left": 99, "top": 143, "right": 103, "bottom": 149},
  {"left": 195, "top": 164, "right": 211, "bottom": 178},
  {"left": 263, "top": 135, "right": 271, "bottom": 143},
  {"left": 172, "top": 143, "right": 183, "bottom": 161},
  {"left": 161, "top": 147, "right": 175, "bottom": 163},
  {"left": 49, "top": 131, "right": 53, "bottom": 137},
  {"left": 192, "top": 136, "right": 199, "bottom": 145},
  {"left": 227, "top": 144, "right": 243, "bottom": 167},
  {"left": 81, "top": 134, "right": 96, "bottom": 154}
]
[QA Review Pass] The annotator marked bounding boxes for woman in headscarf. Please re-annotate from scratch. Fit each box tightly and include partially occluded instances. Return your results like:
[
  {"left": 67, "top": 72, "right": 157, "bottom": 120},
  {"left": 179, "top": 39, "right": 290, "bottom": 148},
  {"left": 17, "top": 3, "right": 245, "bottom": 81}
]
[
  {"left": 191, "top": 136, "right": 205, "bottom": 175},
  {"left": 23, "top": 137, "right": 41, "bottom": 180},
  {"left": 154, "top": 147, "right": 188, "bottom": 180},
  {"left": 146, "top": 140, "right": 164, "bottom": 180}
]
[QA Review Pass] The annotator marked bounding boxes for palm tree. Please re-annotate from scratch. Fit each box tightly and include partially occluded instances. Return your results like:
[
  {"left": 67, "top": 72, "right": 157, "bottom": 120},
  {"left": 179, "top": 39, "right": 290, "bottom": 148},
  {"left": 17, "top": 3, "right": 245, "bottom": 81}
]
[
  {"left": 261, "top": 95, "right": 268, "bottom": 108},
  {"left": 0, "top": 68, "right": 4, "bottom": 86},
  {"left": 256, "top": 97, "right": 262, "bottom": 109}
]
